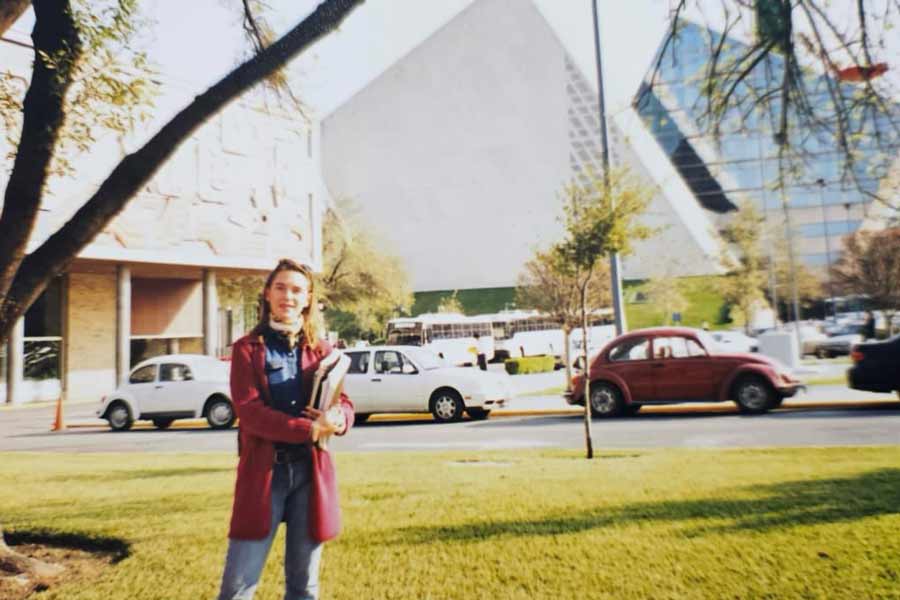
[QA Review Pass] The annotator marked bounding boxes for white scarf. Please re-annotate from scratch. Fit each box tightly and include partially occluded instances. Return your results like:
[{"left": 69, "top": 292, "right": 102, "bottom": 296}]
[{"left": 269, "top": 317, "right": 303, "bottom": 349}]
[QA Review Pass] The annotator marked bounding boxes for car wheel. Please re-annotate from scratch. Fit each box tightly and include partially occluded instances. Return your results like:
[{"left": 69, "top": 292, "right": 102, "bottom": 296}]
[
  {"left": 430, "top": 389, "right": 464, "bottom": 423},
  {"left": 107, "top": 401, "right": 133, "bottom": 432},
  {"left": 733, "top": 376, "right": 774, "bottom": 414},
  {"left": 205, "top": 396, "right": 236, "bottom": 429},
  {"left": 466, "top": 407, "right": 491, "bottom": 420},
  {"left": 815, "top": 347, "right": 827, "bottom": 359},
  {"left": 354, "top": 413, "right": 371, "bottom": 424},
  {"left": 624, "top": 403, "right": 642, "bottom": 416},
  {"left": 589, "top": 382, "right": 622, "bottom": 418},
  {"left": 152, "top": 418, "right": 175, "bottom": 430}
]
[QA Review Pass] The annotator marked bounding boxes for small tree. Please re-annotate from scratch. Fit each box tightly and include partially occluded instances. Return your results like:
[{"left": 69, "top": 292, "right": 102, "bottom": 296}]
[
  {"left": 770, "top": 237, "right": 823, "bottom": 317},
  {"left": 554, "top": 168, "right": 652, "bottom": 459},
  {"left": 516, "top": 249, "right": 610, "bottom": 391},
  {"left": 719, "top": 202, "right": 768, "bottom": 334},
  {"left": 319, "top": 198, "right": 414, "bottom": 342},
  {"left": 831, "top": 228, "right": 900, "bottom": 335},
  {"left": 435, "top": 290, "right": 464, "bottom": 315}
]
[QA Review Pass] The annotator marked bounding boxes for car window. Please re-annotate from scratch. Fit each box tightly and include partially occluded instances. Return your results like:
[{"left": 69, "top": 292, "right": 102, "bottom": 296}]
[
  {"left": 686, "top": 338, "right": 707, "bottom": 357},
  {"left": 347, "top": 351, "right": 370, "bottom": 374},
  {"left": 374, "top": 350, "right": 418, "bottom": 374},
  {"left": 160, "top": 363, "right": 193, "bottom": 382},
  {"left": 129, "top": 364, "right": 157, "bottom": 384},
  {"left": 608, "top": 337, "right": 650, "bottom": 362},
  {"left": 653, "top": 336, "right": 707, "bottom": 359}
]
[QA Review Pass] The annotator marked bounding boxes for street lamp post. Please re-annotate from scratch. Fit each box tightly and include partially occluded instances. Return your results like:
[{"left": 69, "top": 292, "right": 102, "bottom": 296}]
[
  {"left": 590, "top": 0, "right": 626, "bottom": 336},
  {"left": 816, "top": 178, "right": 836, "bottom": 320}
]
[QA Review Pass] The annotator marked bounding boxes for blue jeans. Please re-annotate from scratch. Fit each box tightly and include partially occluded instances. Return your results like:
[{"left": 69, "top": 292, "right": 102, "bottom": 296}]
[{"left": 217, "top": 461, "right": 323, "bottom": 600}]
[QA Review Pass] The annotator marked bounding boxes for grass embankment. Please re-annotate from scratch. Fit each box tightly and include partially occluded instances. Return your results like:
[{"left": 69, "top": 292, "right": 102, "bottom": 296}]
[
  {"left": 2, "top": 448, "right": 899, "bottom": 599},
  {"left": 625, "top": 276, "right": 728, "bottom": 330}
]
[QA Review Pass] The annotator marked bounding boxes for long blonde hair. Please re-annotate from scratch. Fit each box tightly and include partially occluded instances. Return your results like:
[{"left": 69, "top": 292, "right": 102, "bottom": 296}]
[{"left": 253, "top": 259, "right": 323, "bottom": 346}]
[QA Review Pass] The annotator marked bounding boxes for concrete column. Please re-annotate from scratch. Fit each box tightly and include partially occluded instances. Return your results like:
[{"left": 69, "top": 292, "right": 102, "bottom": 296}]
[
  {"left": 60, "top": 274, "right": 70, "bottom": 402},
  {"left": 6, "top": 318, "right": 23, "bottom": 404},
  {"left": 202, "top": 269, "right": 218, "bottom": 356},
  {"left": 116, "top": 265, "right": 131, "bottom": 385}
]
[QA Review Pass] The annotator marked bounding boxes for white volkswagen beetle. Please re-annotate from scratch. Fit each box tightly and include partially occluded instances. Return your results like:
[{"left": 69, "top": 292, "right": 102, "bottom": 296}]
[
  {"left": 97, "top": 354, "right": 233, "bottom": 431},
  {"left": 342, "top": 345, "right": 514, "bottom": 422}
]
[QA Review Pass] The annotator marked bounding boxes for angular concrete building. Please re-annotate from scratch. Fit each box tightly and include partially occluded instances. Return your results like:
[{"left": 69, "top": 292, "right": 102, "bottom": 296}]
[{"left": 322, "top": 0, "right": 724, "bottom": 293}]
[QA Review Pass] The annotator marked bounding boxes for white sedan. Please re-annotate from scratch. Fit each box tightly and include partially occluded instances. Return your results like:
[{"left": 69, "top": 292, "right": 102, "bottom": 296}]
[
  {"left": 97, "top": 354, "right": 233, "bottom": 431},
  {"left": 709, "top": 330, "right": 759, "bottom": 354},
  {"left": 343, "top": 345, "right": 513, "bottom": 422}
]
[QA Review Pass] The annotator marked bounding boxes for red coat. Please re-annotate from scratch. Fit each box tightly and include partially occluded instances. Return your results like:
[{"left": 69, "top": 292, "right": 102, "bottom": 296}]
[{"left": 227, "top": 333, "right": 355, "bottom": 540}]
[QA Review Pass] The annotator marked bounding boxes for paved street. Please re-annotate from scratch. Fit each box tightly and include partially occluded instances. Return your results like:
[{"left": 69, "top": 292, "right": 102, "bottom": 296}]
[{"left": 1, "top": 384, "right": 897, "bottom": 453}]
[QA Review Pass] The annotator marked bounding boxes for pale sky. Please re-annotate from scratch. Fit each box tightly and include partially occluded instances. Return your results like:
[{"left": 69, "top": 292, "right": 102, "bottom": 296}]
[
  {"left": 11, "top": 1, "right": 897, "bottom": 125},
  {"left": 96, "top": 0, "right": 676, "bottom": 121}
]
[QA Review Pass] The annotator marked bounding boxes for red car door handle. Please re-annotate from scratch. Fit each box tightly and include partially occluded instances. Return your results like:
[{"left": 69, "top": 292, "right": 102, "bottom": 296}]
[{"left": 651, "top": 363, "right": 664, "bottom": 368}]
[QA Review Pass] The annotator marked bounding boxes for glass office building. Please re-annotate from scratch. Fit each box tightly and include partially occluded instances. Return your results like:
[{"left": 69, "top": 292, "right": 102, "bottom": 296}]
[{"left": 635, "top": 20, "right": 899, "bottom": 268}]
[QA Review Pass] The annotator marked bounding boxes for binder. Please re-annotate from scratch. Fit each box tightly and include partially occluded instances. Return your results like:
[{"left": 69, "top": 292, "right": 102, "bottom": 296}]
[
  {"left": 309, "top": 350, "right": 351, "bottom": 448},
  {"left": 310, "top": 349, "right": 352, "bottom": 411}
]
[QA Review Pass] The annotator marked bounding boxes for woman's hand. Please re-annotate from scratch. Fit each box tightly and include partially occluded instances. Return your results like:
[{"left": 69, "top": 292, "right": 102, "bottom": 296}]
[{"left": 302, "top": 407, "right": 344, "bottom": 442}]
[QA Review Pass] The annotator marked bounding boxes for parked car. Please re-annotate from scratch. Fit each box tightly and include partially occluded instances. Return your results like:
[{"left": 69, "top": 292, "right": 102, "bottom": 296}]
[
  {"left": 847, "top": 335, "right": 900, "bottom": 398},
  {"left": 782, "top": 322, "right": 829, "bottom": 357},
  {"left": 343, "top": 345, "right": 513, "bottom": 422},
  {"left": 97, "top": 354, "right": 233, "bottom": 431},
  {"left": 565, "top": 327, "right": 803, "bottom": 417},
  {"left": 709, "top": 330, "right": 758, "bottom": 354},
  {"left": 816, "top": 324, "right": 865, "bottom": 358}
]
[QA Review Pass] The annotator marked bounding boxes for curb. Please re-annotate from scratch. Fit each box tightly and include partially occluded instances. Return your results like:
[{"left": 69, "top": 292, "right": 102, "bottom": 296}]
[{"left": 62, "top": 399, "right": 900, "bottom": 431}]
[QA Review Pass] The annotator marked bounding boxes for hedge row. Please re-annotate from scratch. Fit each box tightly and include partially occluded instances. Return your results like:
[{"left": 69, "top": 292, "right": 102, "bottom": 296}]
[{"left": 504, "top": 354, "right": 556, "bottom": 375}]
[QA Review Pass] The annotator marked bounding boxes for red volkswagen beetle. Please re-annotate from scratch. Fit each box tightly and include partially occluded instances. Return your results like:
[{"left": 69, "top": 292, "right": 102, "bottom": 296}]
[{"left": 566, "top": 327, "right": 804, "bottom": 417}]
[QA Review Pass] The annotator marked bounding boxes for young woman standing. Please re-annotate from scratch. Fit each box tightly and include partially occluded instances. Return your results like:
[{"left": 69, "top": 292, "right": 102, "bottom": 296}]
[{"left": 217, "top": 259, "right": 354, "bottom": 600}]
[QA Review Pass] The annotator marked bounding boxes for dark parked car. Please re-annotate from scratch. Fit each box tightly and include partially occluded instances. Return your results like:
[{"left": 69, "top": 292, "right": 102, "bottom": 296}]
[
  {"left": 847, "top": 335, "right": 900, "bottom": 398},
  {"left": 566, "top": 327, "right": 804, "bottom": 417}
]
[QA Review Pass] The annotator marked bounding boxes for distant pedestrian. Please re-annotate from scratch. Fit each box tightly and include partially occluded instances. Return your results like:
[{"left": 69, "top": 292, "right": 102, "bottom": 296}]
[
  {"left": 473, "top": 332, "right": 489, "bottom": 371},
  {"left": 862, "top": 311, "right": 876, "bottom": 341},
  {"left": 217, "top": 259, "right": 354, "bottom": 600}
]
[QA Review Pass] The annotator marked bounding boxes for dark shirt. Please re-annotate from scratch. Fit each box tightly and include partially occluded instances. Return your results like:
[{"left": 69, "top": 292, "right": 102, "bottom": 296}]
[{"left": 262, "top": 327, "right": 308, "bottom": 454}]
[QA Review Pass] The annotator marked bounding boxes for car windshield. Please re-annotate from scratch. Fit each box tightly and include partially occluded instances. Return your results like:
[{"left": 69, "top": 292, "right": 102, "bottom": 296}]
[{"left": 403, "top": 347, "right": 445, "bottom": 370}]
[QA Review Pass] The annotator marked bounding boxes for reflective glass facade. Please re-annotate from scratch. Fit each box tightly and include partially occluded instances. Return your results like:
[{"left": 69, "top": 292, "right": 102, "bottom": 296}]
[{"left": 636, "top": 21, "right": 899, "bottom": 268}]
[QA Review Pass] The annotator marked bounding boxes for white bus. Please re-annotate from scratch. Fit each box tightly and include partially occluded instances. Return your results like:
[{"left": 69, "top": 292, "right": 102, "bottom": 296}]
[
  {"left": 385, "top": 313, "right": 495, "bottom": 366},
  {"left": 485, "top": 309, "right": 616, "bottom": 363}
]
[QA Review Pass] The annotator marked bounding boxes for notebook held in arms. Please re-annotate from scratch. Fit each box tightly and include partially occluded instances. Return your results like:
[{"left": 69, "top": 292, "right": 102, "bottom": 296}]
[{"left": 310, "top": 349, "right": 352, "bottom": 448}]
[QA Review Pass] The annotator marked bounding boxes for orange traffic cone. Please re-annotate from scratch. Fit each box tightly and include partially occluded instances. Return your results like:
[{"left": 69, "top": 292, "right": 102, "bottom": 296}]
[{"left": 51, "top": 396, "right": 65, "bottom": 431}]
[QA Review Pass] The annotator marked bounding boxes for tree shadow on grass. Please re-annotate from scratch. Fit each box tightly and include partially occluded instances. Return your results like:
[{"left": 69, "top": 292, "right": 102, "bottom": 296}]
[
  {"left": 5, "top": 530, "right": 130, "bottom": 563},
  {"left": 379, "top": 468, "right": 900, "bottom": 545}
]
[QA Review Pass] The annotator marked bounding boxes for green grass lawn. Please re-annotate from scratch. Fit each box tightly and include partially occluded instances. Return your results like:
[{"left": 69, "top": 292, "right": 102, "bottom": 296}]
[
  {"left": 2, "top": 448, "right": 899, "bottom": 599},
  {"left": 625, "top": 276, "right": 730, "bottom": 330}
]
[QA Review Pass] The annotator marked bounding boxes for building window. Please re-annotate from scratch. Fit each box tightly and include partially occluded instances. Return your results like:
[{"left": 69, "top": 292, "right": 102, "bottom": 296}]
[{"left": 24, "top": 278, "right": 62, "bottom": 381}]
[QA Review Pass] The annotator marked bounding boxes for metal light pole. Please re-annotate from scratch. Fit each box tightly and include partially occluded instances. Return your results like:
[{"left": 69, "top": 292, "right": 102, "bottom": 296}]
[
  {"left": 591, "top": 0, "right": 627, "bottom": 336},
  {"left": 816, "top": 178, "right": 836, "bottom": 320}
]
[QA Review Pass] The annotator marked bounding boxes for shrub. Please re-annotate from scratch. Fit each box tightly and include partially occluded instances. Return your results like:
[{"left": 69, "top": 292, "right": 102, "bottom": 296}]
[{"left": 504, "top": 355, "right": 556, "bottom": 375}]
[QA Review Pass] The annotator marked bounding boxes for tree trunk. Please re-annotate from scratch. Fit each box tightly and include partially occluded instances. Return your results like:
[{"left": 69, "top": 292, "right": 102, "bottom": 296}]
[
  {"left": 563, "top": 326, "right": 572, "bottom": 393},
  {"left": 0, "top": 524, "right": 64, "bottom": 580},
  {"left": 0, "top": 0, "right": 81, "bottom": 333},
  {"left": 581, "top": 283, "right": 593, "bottom": 459}
]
